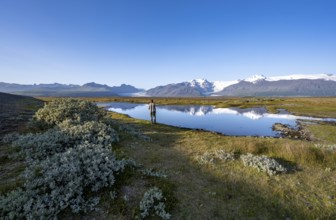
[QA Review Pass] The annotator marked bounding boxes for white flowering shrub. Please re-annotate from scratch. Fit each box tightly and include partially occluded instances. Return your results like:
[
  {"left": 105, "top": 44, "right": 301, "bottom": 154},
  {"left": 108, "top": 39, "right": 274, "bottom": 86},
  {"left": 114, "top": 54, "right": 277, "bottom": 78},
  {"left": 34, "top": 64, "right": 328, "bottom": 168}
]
[
  {"left": 58, "top": 120, "right": 120, "bottom": 145},
  {"left": 12, "top": 120, "right": 119, "bottom": 162},
  {"left": 196, "top": 150, "right": 288, "bottom": 176},
  {"left": 240, "top": 153, "right": 288, "bottom": 176},
  {"left": 215, "top": 150, "right": 236, "bottom": 161},
  {"left": 0, "top": 98, "right": 132, "bottom": 219},
  {"left": 139, "top": 187, "right": 171, "bottom": 220},
  {"left": 314, "top": 143, "right": 336, "bottom": 151},
  {"left": 33, "top": 98, "right": 106, "bottom": 127},
  {"left": 1, "top": 143, "right": 129, "bottom": 219},
  {"left": 196, "top": 152, "right": 215, "bottom": 165},
  {"left": 196, "top": 150, "right": 236, "bottom": 165},
  {"left": 0, "top": 188, "right": 32, "bottom": 220},
  {"left": 140, "top": 168, "right": 168, "bottom": 178}
]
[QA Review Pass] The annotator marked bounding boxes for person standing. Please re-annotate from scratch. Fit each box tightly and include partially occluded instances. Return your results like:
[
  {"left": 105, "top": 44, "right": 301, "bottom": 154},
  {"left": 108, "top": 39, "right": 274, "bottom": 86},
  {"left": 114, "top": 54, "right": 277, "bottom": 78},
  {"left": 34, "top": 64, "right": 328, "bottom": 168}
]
[{"left": 148, "top": 99, "right": 156, "bottom": 124}]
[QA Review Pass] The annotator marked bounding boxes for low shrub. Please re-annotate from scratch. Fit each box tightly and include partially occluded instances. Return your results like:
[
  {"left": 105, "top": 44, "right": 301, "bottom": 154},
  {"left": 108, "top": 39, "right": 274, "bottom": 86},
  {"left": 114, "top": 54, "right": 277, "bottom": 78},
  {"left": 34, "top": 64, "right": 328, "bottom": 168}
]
[
  {"left": 240, "top": 153, "right": 288, "bottom": 176},
  {"left": 314, "top": 143, "right": 336, "bottom": 152},
  {"left": 139, "top": 187, "right": 171, "bottom": 220},
  {"left": 140, "top": 168, "right": 168, "bottom": 178},
  {"left": 0, "top": 98, "right": 128, "bottom": 219},
  {"left": 215, "top": 149, "right": 236, "bottom": 161},
  {"left": 1, "top": 143, "right": 130, "bottom": 219},
  {"left": 196, "top": 150, "right": 236, "bottom": 165},
  {"left": 33, "top": 98, "right": 106, "bottom": 128},
  {"left": 11, "top": 120, "right": 119, "bottom": 162}
]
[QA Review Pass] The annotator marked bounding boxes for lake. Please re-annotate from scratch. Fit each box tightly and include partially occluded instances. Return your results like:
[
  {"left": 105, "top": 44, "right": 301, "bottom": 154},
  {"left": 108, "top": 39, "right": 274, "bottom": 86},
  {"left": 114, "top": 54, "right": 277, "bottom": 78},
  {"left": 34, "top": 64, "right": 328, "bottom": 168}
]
[{"left": 98, "top": 102, "right": 336, "bottom": 137}]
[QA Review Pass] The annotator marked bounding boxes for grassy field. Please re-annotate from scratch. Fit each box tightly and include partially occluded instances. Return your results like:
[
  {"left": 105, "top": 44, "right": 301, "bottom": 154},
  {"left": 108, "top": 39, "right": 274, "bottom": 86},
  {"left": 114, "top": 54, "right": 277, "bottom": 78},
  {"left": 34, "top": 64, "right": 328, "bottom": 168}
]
[
  {"left": 105, "top": 111, "right": 336, "bottom": 219},
  {"left": 1, "top": 96, "right": 336, "bottom": 219}
]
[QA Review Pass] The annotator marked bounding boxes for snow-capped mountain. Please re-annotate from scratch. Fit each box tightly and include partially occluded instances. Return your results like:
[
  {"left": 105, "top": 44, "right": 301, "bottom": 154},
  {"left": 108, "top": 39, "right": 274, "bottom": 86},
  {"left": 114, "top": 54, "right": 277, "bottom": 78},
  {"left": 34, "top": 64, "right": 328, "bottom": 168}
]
[
  {"left": 146, "top": 73, "right": 336, "bottom": 97},
  {"left": 243, "top": 74, "right": 267, "bottom": 84},
  {"left": 2, "top": 73, "right": 335, "bottom": 97},
  {"left": 146, "top": 78, "right": 240, "bottom": 96},
  {"left": 267, "top": 73, "right": 336, "bottom": 81},
  {"left": 244, "top": 73, "right": 336, "bottom": 83},
  {"left": 189, "top": 79, "right": 214, "bottom": 94},
  {"left": 189, "top": 78, "right": 241, "bottom": 93},
  {"left": 216, "top": 73, "right": 336, "bottom": 96}
]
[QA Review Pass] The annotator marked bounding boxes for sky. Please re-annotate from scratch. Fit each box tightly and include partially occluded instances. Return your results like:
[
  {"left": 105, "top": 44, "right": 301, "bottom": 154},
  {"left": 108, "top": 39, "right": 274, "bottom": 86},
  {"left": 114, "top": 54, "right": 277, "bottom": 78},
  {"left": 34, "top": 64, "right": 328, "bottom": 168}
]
[{"left": 0, "top": 0, "right": 335, "bottom": 89}]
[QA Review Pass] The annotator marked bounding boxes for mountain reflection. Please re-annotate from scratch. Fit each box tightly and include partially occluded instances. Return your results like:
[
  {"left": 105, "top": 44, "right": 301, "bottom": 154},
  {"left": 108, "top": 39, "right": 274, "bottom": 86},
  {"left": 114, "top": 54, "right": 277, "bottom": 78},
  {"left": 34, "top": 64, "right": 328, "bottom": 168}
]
[
  {"left": 104, "top": 103, "right": 268, "bottom": 118},
  {"left": 159, "top": 105, "right": 214, "bottom": 116},
  {"left": 100, "top": 102, "right": 140, "bottom": 111},
  {"left": 100, "top": 102, "right": 336, "bottom": 122},
  {"left": 160, "top": 105, "right": 269, "bottom": 119}
]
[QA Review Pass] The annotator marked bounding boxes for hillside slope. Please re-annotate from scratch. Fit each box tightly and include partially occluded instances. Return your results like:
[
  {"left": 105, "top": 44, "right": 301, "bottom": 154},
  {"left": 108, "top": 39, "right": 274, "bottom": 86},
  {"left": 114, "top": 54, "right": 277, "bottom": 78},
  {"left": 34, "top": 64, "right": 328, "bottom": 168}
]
[{"left": 0, "top": 92, "right": 44, "bottom": 135}]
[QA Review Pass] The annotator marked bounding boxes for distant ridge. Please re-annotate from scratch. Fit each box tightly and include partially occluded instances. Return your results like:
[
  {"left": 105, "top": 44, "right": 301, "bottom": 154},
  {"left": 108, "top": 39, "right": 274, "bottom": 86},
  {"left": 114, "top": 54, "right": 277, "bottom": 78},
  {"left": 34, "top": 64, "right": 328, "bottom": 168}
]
[
  {"left": 1, "top": 73, "right": 336, "bottom": 97},
  {"left": 0, "top": 82, "right": 144, "bottom": 97}
]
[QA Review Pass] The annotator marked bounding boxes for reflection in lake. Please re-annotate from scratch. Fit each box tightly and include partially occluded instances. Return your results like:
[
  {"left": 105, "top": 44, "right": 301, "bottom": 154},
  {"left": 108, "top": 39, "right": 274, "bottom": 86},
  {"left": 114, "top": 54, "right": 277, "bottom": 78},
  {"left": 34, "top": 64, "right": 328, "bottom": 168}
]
[{"left": 97, "top": 102, "right": 336, "bottom": 137}]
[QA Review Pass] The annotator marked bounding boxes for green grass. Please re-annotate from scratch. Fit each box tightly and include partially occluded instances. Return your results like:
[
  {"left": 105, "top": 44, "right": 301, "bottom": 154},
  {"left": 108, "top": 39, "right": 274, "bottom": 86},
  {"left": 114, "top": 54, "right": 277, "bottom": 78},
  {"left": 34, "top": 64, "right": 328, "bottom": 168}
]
[
  {"left": 103, "top": 111, "right": 336, "bottom": 219},
  {"left": 307, "top": 123, "right": 336, "bottom": 144},
  {"left": 0, "top": 145, "right": 25, "bottom": 195}
]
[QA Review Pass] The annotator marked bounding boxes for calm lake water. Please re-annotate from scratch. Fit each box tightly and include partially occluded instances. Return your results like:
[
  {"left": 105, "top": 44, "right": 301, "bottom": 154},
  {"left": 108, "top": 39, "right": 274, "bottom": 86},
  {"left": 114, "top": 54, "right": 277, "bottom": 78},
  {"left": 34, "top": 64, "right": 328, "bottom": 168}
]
[{"left": 98, "top": 102, "right": 336, "bottom": 137}]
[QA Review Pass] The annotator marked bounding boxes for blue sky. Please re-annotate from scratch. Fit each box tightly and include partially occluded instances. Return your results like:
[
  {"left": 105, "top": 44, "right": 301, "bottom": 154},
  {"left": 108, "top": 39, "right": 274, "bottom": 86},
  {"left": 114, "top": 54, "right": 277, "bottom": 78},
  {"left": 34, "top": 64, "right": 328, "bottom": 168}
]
[{"left": 0, "top": 0, "right": 335, "bottom": 89}]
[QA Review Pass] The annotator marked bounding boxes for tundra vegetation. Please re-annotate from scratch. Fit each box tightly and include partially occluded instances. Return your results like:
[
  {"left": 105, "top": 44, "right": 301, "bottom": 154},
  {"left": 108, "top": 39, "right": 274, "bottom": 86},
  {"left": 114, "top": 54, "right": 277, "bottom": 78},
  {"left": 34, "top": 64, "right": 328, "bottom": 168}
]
[
  {"left": 1, "top": 96, "right": 336, "bottom": 219},
  {"left": 0, "top": 99, "right": 172, "bottom": 219}
]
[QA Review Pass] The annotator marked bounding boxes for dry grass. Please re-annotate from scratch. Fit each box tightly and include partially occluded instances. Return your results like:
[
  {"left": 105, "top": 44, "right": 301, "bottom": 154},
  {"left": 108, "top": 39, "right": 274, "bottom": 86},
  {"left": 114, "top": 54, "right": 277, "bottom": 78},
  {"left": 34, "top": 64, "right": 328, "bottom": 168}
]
[
  {"left": 107, "top": 112, "right": 336, "bottom": 219},
  {"left": 307, "top": 123, "right": 336, "bottom": 144}
]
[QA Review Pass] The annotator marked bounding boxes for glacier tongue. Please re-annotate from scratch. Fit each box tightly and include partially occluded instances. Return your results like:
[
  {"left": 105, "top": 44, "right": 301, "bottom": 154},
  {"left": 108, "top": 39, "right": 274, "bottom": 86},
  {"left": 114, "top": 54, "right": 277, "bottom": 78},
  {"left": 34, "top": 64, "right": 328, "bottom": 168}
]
[
  {"left": 213, "top": 80, "right": 239, "bottom": 92},
  {"left": 240, "top": 73, "right": 336, "bottom": 84},
  {"left": 266, "top": 73, "right": 336, "bottom": 81},
  {"left": 189, "top": 78, "right": 240, "bottom": 93}
]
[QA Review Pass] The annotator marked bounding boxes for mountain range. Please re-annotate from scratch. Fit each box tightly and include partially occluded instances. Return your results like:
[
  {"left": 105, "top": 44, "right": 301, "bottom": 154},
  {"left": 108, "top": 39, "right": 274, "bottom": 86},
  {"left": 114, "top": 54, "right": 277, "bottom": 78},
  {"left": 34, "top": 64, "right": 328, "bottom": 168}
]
[
  {"left": 1, "top": 73, "right": 336, "bottom": 97},
  {"left": 146, "top": 74, "right": 336, "bottom": 97}
]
